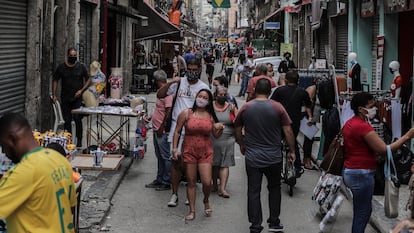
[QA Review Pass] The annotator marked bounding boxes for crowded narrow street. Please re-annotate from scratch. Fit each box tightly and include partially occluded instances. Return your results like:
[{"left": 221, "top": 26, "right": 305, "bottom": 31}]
[
  {"left": 100, "top": 63, "right": 378, "bottom": 233},
  {"left": 1, "top": 1, "right": 414, "bottom": 233}
]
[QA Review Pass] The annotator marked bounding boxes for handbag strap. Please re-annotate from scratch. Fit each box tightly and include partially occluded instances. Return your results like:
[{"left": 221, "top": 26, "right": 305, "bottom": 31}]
[
  {"left": 385, "top": 145, "right": 398, "bottom": 180},
  {"left": 170, "top": 80, "right": 181, "bottom": 111},
  {"left": 326, "top": 133, "right": 343, "bottom": 172}
]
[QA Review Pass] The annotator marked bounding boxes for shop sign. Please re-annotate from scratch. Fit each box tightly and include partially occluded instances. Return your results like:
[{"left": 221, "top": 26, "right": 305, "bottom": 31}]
[
  {"left": 377, "top": 36, "right": 385, "bottom": 59},
  {"left": 384, "top": 0, "right": 408, "bottom": 13},
  {"left": 315, "top": 59, "right": 327, "bottom": 69},
  {"left": 264, "top": 22, "right": 280, "bottom": 30},
  {"left": 362, "top": 68, "right": 369, "bottom": 83},
  {"left": 216, "top": 38, "right": 228, "bottom": 43},
  {"left": 375, "top": 36, "right": 385, "bottom": 89},
  {"left": 280, "top": 43, "right": 294, "bottom": 59},
  {"left": 361, "top": 0, "right": 375, "bottom": 17}
]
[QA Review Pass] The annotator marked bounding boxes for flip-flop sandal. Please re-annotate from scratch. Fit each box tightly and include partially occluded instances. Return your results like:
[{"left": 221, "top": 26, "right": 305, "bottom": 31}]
[
  {"left": 220, "top": 191, "right": 230, "bottom": 198},
  {"left": 184, "top": 211, "right": 195, "bottom": 223},
  {"left": 204, "top": 208, "right": 212, "bottom": 217}
]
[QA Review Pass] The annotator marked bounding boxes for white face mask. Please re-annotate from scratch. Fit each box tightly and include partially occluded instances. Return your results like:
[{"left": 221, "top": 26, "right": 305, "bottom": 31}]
[
  {"left": 363, "top": 107, "right": 377, "bottom": 120},
  {"left": 196, "top": 98, "right": 209, "bottom": 108}
]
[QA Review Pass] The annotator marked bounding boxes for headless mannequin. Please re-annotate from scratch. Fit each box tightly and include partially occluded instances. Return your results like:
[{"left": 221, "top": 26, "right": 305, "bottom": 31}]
[
  {"left": 149, "top": 49, "right": 160, "bottom": 68},
  {"left": 348, "top": 52, "right": 361, "bottom": 91}
]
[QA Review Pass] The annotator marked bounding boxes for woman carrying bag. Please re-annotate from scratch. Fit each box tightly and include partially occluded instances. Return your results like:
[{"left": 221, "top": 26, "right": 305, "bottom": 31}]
[{"left": 342, "top": 92, "right": 414, "bottom": 233}]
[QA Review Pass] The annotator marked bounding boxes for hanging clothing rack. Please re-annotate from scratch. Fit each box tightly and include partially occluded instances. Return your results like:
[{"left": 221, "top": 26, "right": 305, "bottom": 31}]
[{"left": 339, "top": 90, "right": 392, "bottom": 101}]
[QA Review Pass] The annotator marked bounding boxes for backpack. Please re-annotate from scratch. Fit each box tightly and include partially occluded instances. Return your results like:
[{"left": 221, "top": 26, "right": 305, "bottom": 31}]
[
  {"left": 322, "top": 108, "right": 340, "bottom": 154},
  {"left": 226, "top": 58, "right": 234, "bottom": 66},
  {"left": 317, "top": 76, "right": 335, "bottom": 109}
]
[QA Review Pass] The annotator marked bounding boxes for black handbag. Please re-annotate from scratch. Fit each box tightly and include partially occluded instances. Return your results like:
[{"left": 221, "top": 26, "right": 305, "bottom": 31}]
[{"left": 394, "top": 143, "right": 413, "bottom": 185}]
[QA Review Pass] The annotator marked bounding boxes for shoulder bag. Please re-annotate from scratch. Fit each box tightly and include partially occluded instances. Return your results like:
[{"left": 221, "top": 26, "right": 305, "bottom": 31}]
[
  {"left": 384, "top": 145, "right": 400, "bottom": 218},
  {"left": 320, "top": 133, "right": 344, "bottom": 176}
]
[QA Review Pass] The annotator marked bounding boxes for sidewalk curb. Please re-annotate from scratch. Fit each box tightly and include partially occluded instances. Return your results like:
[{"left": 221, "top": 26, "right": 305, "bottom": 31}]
[
  {"left": 370, "top": 197, "right": 401, "bottom": 233},
  {"left": 78, "top": 157, "right": 134, "bottom": 232}
]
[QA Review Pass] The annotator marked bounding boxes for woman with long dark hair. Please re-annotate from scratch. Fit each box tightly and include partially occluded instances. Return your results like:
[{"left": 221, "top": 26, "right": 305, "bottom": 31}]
[{"left": 172, "top": 89, "right": 224, "bottom": 221}]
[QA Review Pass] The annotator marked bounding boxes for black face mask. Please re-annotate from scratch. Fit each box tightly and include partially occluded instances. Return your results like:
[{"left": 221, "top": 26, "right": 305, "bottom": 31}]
[
  {"left": 186, "top": 71, "right": 200, "bottom": 81},
  {"left": 217, "top": 96, "right": 227, "bottom": 105},
  {"left": 68, "top": 56, "right": 77, "bottom": 65}
]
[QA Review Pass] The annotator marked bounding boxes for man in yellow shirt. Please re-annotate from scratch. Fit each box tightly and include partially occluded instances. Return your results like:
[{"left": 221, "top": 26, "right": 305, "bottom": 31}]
[{"left": 0, "top": 112, "right": 76, "bottom": 233}]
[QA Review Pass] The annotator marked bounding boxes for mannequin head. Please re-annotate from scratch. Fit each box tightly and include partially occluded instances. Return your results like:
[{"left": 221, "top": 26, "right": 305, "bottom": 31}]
[
  {"left": 389, "top": 61, "right": 400, "bottom": 74},
  {"left": 348, "top": 52, "right": 357, "bottom": 65}
]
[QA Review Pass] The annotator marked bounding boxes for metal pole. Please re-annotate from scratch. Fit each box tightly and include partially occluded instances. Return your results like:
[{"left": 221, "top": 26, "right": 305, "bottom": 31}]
[{"left": 102, "top": 0, "right": 108, "bottom": 76}]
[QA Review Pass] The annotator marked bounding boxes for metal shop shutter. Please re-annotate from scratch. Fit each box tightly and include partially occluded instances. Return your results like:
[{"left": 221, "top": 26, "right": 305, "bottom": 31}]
[
  {"left": 0, "top": 0, "right": 27, "bottom": 114},
  {"left": 317, "top": 16, "right": 329, "bottom": 59},
  {"left": 79, "top": 3, "right": 93, "bottom": 67},
  {"left": 335, "top": 15, "right": 348, "bottom": 70}
]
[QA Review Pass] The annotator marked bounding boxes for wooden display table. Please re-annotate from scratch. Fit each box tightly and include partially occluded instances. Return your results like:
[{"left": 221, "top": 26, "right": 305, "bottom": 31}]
[{"left": 71, "top": 154, "right": 124, "bottom": 170}]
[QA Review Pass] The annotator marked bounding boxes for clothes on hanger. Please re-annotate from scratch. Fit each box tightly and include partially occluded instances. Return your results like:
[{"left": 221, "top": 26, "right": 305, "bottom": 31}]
[{"left": 391, "top": 99, "right": 402, "bottom": 139}]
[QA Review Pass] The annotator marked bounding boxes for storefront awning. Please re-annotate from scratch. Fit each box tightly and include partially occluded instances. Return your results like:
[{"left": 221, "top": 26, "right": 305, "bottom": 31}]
[
  {"left": 134, "top": 1, "right": 182, "bottom": 41},
  {"left": 264, "top": 8, "right": 284, "bottom": 22},
  {"left": 184, "top": 31, "right": 207, "bottom": 40},
  {"left": 255, "top": 8, "right": 283, "bottom": 29},
  {"left": 182, "top": 18, "right": 197, "bottom": 29},
  {"left": 109, "top": 4, "right": 147, "bottom": 21},
  {"left": 311, "top": 0, "right": 323, "bottom": 30}
]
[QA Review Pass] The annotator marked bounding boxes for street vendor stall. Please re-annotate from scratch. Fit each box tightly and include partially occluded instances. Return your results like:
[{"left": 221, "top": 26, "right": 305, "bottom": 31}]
[
  {"left": 71, "top": 94, "right": 148, "bottom": 159},
  {"left": 71, "top": 106, "right": 142, "bottom": 155}
]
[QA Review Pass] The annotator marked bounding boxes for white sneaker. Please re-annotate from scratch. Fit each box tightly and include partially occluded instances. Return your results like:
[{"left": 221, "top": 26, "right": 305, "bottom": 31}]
[
  {"left": 167, "top": 194, "right": 178, "bottom": 207},
  {"left": 185, "top": 199, "right": 189, "bottom": 205}
]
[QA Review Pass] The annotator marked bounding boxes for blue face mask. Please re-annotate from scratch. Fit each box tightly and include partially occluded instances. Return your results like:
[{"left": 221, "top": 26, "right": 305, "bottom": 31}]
[{"left": 186, "top": 71, "right": 200, "bottom": 81}]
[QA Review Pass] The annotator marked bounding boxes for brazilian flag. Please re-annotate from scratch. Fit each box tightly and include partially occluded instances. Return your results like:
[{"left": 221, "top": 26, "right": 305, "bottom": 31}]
[{"left": 211, "top": 0, "right": 230, "bottom": 8}]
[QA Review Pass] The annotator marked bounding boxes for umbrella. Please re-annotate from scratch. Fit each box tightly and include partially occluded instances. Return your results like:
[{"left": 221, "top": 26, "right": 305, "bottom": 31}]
[{"left": 235, "top": 37, "right": 244, "bottom": 44}]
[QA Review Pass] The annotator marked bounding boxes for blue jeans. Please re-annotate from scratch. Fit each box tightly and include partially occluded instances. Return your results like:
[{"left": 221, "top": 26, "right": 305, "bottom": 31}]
[
  {"left": 153, "top": 131, "right": 171, "bottom": 185},
  {"left": 246, "top": 162, "right": 282, "bottom": 233},
  {"left": 238, "top": 75, "right": 251, "bottom": 97},
  {"left": 343, "top": 168, "right": 376, "bottom": 233}
]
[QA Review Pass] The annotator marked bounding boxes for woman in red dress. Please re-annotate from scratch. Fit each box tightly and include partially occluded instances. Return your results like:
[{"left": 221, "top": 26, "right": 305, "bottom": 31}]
[{"left": 172, "top": 89, "right": 224, "bottom": 221}]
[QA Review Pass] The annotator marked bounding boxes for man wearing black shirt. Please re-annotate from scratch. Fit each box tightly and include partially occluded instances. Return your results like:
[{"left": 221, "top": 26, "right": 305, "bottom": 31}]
[
  {"left": 52, "top": 48, "right": 91, "bottom": 147},
  {"left": 204, "top": 50, "right": 215, "bottom": 87},
  {"left": 277, "top": 52, "right": 296, "bottom": 74},
  {"left": 270, "top": 71, "right": 312, "bottom": 177}
]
